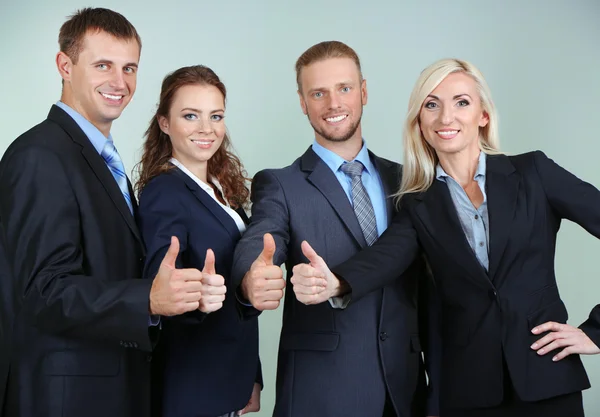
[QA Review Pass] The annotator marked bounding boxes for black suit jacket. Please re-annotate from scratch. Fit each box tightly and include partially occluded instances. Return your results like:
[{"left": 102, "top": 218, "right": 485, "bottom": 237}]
[
  {"left": 138, "top": 168, "right": 261, "bottom": 417},
  {"left": 232, "top": 147, "right": 428, "bottom": 417},
  {"left": 0, "top": 106, "right": 154, "bottom": 417},
  {"left": 334, "top": 151, "right": 600, "bottom": 411}
]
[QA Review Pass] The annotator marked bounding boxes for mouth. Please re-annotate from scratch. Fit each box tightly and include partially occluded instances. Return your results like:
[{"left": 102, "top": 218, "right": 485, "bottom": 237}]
[
  {"left": 436, "top": 129, "right": 460, "bottom": 139},
  {"left": 99, "top": 92, "right": 125, "bottom": 104},
  {"left": 191, "top": 139, "right": 214, "bottom": 149},
  {"left": 324, "top": 114, "right": 348, "bottom": 124}
]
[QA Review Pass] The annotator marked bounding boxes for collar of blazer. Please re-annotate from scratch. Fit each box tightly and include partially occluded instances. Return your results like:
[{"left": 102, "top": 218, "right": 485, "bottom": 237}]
[
  {"left": 413, "top": 153, "right": 520, "bottom": 286},
  {"left": 170, "top": 166, "right": 242, "bottom": 242},
  {"left": 47, "top": 105, "right": 143, "bottom": 249},
  {"left": 299, "top": 146, "right": 400, "bottom": 248}
]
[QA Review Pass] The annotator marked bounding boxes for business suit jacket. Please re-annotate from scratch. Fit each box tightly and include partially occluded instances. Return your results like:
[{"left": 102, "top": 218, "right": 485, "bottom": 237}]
[
  {"left": 334, "top": 151, "right": 600, "bottom": 411},
  {"left": 0, "top": 105, "right": 154, "bottom": 417},
  {"left": 139, "top": 168, "right": 261, "bottom": 417},
  {"left": 232, "top": 147, "right": 427, "bottom": 417}
]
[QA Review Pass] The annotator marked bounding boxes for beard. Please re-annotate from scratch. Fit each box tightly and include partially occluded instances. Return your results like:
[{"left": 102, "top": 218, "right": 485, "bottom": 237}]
[{"left": 307, "top": 109, "right": 362, "bottom": 143}]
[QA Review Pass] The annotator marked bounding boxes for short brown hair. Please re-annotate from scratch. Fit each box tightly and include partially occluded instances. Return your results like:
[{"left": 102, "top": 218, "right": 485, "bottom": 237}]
[
  {"left": 295, "top": 41, "right": 362, "bottom": 91},
  {"left": 135, "top": 65, "right": 250, "bottom": 209},
  {"left": 59, "top": 7, "right": 141, "bottom": 64}
]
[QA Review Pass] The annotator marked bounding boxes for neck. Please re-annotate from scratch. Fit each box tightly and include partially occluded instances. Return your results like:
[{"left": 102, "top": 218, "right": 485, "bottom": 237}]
[
  {"left": 315, "top": 130, "right": 363, "bottom": 161},
  {"left": 437, "top": 146, "right": 481, "bottom": 187},
  {"left": 61, "top": 89, "right": 111, "bottom": 138},
  {"left": 174, "top": 155, "right": 208, "bottom": 183}
]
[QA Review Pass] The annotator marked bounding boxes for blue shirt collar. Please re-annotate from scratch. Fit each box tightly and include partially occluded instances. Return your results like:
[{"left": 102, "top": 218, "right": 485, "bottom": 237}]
[
  {"left": 311, "top": 139, "right": 375, "bottom": 174},
  {"left": 436, "top": 151, "right": 487, "bottom": 182},
  {"left": 56, "top": 101, "right": 112, "bottom": 155}
]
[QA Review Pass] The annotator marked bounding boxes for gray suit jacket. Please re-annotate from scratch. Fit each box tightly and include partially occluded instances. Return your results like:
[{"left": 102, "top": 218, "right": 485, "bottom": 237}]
[{"left": 232, "top": 147, "right": 428, "bottom": 417}]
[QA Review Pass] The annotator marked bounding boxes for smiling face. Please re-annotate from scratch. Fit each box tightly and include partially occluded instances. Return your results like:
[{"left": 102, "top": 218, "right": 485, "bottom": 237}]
[
  {"left": 419, "top": 72, "right": 489, "bottom": 158},
  {"left": 158, "top": 84, "right": 226, "bottom": 173},
  {"left": 298, "top": 57, "right": 367, "bottom": 146},
  {"left": 57, "top": 30, "right": 140, "bottom": 137}
]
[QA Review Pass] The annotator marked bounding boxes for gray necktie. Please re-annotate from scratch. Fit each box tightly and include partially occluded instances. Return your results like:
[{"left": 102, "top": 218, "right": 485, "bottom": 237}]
[{"left": 341, "top": 161, "right": 378, "bottom": 246}]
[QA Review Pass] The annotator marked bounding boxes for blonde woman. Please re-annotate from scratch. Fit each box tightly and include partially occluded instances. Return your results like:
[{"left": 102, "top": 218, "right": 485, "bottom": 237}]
[{"left": 289, "top": 58, "right": 600, "bottom": 416}]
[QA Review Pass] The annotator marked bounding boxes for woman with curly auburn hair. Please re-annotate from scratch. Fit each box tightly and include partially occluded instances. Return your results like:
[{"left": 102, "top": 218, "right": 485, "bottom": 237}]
[{"left": 135, "top": 65, "right": 261, "bottom": 417}]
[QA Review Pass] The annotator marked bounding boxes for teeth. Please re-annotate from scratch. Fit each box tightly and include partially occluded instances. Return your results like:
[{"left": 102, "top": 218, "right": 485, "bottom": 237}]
[
  {"left": 326, "top": 115, "right": 347, "bottom": 122},
  {"left": 101, "top": 93, "right": 123, "bottom": 100},
  {"left": 192, "top": 140, "right": 212, "bottom": 145},
  {"left": 438, "top": 130, "right": 458, "bottom": 136}
]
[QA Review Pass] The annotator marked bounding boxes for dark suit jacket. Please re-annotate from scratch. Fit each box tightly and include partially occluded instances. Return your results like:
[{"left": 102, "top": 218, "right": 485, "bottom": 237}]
[
  {"left": 232, "top": 147, "right": 427, "bottom": 417},
  {"left": 334, "top": 151, "right": 600, "bottom": 411},
  {"left": 0, "top": 105, "right": 154, "bottom": 417},
  {"left": 138, "top": 168, "right": 261, "bottom": 417}
]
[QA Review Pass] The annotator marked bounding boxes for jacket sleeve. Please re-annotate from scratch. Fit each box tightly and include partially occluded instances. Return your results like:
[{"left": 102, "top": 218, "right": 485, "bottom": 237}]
[{"left": 0, "top": 146, "right": 153, "bottom": 350}]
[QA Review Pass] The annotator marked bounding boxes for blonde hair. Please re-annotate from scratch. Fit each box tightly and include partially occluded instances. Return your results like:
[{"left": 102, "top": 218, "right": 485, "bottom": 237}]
[{"left": 396, "top": 58, "right": 501, "bottom": 203}]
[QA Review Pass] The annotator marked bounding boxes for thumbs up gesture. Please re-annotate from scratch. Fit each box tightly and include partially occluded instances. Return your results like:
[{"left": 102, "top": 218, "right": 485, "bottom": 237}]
[
  {"left": 198, "top": 249, "right": 227, "bottom": 313},
  {"left": 149, "top": 236, "right": 205, "bottom": 316},
  {"left": 240, "top": 233, "right": 285, "bottom": 310},
  {"left": 290, "top": 241, "right": 343, "bottom": 305}
]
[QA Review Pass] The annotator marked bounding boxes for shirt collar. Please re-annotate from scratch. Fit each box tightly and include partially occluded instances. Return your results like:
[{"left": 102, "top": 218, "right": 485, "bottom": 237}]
[
  {"left": 56, "top": 101, "right": 112, "bottom": 155},
  {"left": 436, "top": 151, "right": 487, "bottom": 182},
  {"left": 311, "top": 139, "right": 375, "bottom": 174},
  {"left": 169, "top": 157, "right": 228, "bottom": 205}
]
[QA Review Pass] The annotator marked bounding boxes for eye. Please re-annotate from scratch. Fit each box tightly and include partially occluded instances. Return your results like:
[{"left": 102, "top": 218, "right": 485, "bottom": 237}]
[
  {"left": 124, "top": 66, "right": 136, "bottom": 74},
  {"left": 184, "top": 114, "right": 197, "bottom": 120},
  {"left": 341, "top": 86, "right": 351, "bottom": 93},
  {"left": 313, "top": 91, "right": 323, "bottom": 99},
  {"left": 457, "top": 99, "right": 470, "bottom": 107},
  {"left": 424, "top": 101, "right": 438, "bottom": 109},
  {"left": 97, "top": 63, "right": 108, "bottom": 70},
  {"left": 210, "top": 114, "right": 224, "bottom": 122}
]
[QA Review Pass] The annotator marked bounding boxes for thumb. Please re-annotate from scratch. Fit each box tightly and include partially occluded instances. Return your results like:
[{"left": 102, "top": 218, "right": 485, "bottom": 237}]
[
  {"left": 161, "top": 236, "right": 180, "bottom": 269},
  {"left": 202, "top": 249, "right": 216, "bottom": 275},
  {"left": 301, "top": 240, "right": 323, "bottom": 266},
  {"left": 258, "top": 233, "right": 276, "bottom": 265}
]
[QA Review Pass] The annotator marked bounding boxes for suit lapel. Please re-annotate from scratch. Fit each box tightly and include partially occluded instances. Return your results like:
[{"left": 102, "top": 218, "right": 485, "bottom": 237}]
[
  {"left": 371, "top": 153, "right": 399, "bottom": 224},
  {"left": 414, "top": 180, "right": 491, "bottom": 289},
  {"left": 486, "top": 154, "right": 520, "bottom": 281},
  {"left": 301, "top": 148, "right": 367, "bottom": 248},
  {"left": 172, "top": 168, "right": 241, "bottom": 241},
  {"left": 48, "top": 106, "right": 143, "bottom": 246}
]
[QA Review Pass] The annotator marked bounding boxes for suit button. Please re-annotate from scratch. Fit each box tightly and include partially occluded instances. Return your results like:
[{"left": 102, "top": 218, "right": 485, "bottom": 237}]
[
  {"left": 146, "top": 354, "right": 152, "bottom": 362},
  {"left": 132, "top": 342, "right": 139, "bottom": 348},
  {"left": 379, "top": 332, "right": 388, "bottom": 341},
  {"left": 119, "top": 341, "right": 125, "bottom": 347},
  {"left": 489, "top": 289, "right": 497, "bottom": 300}
]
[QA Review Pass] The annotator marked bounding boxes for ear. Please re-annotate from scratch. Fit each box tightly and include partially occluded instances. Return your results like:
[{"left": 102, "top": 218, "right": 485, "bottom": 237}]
[
  {"left": 56, "top": 51, "right": 73, "bottom": 82},
  {"left": 157, "top": 115, "right": 169, "bottom": 135},
  {"left": 298, "top": 90, "right": 308, "bottom": 115},
  {"left": 479, "top": 110, "right": 490, "bottom": 128},
  {"left": 361, "top": 78, "right": 368, "bottom": 106}
]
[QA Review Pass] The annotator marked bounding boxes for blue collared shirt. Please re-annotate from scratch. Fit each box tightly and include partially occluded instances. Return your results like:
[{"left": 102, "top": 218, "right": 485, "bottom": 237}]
[
  {"left": 436, "top": 152, "right": 490, "bottom": 270},
  {"left": 56, "top": 101, "right": 159, "bottom": 326},
  {"left": 312, "top": 140, "right": 388, "bottom": 238}
]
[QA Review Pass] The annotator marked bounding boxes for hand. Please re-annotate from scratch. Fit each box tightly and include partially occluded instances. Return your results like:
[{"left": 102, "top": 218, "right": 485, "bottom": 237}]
[
  {"left": 238, "top": 382, "right": 261, "bottom": 415},
  {"left": 198, "top": 249, "right": 226, "bottom": 313},
  {"left": 240, "top": 233, "right": 285, "bottom": 310},
  {"left": 149, "top": 236, "right": 203, "bottom": 316},
  {"left": 290, "top": 241, "right": 342, "bottom": 305},
  {"left": 531, "top": 321, "right": 600, "bottom": 361}
]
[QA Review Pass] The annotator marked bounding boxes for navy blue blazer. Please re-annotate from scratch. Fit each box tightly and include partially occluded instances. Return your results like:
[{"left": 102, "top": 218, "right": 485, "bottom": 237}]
[{"left": 138, "top": 167, "right": 261, "bottom": 417}]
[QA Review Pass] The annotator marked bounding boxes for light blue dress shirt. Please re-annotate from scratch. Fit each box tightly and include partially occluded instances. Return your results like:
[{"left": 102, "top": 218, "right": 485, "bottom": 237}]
[
  {"left": 436, "top": 152, "right": 490, "bottom": 271},
  {"left": 312, "top": 140, "right": 388, "bottom": 237}
]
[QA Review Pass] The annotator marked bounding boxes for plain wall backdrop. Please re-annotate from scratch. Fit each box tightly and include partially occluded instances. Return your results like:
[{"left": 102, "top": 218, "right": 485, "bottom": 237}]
[{"left": 1, "top": 0, "right": 599, "bottom": 415}]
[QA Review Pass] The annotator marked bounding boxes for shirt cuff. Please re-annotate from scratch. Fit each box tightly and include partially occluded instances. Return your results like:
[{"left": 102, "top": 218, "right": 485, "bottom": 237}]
[
  {"left": 328, "top": 294, "right": 351, "bottom": 309},
  {"left": 148, "top": 315, "right": 161, "bottom": 327}
]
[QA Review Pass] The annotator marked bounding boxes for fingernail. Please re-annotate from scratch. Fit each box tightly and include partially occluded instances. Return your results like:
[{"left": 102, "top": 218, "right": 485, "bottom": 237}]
[
  {"left": 531, "top": 343, "right": 538, "bottom": 349},
  {"left": 532, "top": 328, "right": 539, "bottom": 334},
  {"left": 552, "top": 356, "right": 558, "bottom": 361},
  {"left": 538, "top": 349, "right": 545, "bottom": 354}
]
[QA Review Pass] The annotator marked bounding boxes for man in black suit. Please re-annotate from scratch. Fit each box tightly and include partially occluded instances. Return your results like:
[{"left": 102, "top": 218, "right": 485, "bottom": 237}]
[
  {"left": 0, "top": 8, "right": 206, "bottom": 417},
  {"left": 232, "top": 41, "right": 429, "bottom": 417}
]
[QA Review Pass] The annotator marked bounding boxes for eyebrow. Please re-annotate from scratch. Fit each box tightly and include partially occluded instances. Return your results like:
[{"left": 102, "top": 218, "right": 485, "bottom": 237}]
[
  {"left": 307, "top": 81, "right": 355, "bottom": 94},
  {"left": 180, "top": 107, "right": 225, "bottom": 114},
  {"left": 91, "top": 59, "right": 138, "bottom": 68},
  {"left": 427, "top": 93, "right": 472, "bottom": 100}
]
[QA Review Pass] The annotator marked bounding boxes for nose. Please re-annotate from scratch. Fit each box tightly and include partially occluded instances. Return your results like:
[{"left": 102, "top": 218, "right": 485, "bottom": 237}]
[
  {"left": 196, "top": 117, "right": 214, "bottom": 134},
  {"left": 440, "top": 105, "right": 455, "bottom": 125},
  {"left": 108, "top": 69, "right": 126, "bottom": 90},
  {"left": 326, "top": 92, "right": 342, "bottom": 109}
]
